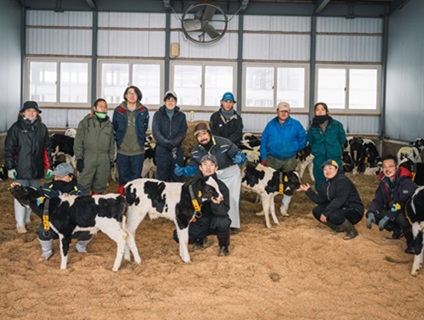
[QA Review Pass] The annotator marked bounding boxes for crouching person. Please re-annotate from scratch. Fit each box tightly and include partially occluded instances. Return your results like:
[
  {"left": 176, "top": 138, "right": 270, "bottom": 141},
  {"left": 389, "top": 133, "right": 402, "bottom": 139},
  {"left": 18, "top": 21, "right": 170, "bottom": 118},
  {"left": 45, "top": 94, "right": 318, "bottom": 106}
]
[
  {"left": 365, "top": 154, "right": 416, "bottom": 254},
  {"left": 10, "top": 163, "right": 92, "bottom": 260},
  {"left": 298, "top": 160, "right": 364, "bottom": 240},
  {"left": 173, "top": 154, "right": 231, "bottom": 256}
]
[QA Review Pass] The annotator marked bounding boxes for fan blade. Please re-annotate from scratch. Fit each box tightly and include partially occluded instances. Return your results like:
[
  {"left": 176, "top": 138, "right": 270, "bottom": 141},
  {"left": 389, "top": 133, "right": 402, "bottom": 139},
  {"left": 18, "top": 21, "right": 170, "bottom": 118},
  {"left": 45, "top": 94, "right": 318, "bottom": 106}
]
[
  {"left": 203, "top": 22, "right": 220, "bottom": 39},
  {"left": 183, "top": 19, "right": 202, "bottom": 32},
  {"left": 202, "top": 6, "right": 216, "bottom": 21},
  {"left": 194, "top": 9, "right": 203, "bottom": 19}
]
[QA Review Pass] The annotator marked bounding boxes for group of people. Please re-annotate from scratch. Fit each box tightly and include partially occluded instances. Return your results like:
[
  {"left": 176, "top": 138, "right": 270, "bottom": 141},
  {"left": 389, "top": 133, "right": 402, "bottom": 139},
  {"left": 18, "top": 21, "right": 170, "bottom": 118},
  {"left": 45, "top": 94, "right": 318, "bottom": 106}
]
[{"left": 5, "top": 89, "right": 417, "bottom": 260}]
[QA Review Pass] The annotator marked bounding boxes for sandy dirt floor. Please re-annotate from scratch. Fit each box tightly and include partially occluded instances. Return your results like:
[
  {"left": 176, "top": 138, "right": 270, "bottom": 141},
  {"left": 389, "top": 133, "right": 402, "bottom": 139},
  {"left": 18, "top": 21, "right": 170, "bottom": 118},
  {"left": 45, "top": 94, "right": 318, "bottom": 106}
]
[{"left": 1, "top": 172, "right": 424, "bottom": 320}]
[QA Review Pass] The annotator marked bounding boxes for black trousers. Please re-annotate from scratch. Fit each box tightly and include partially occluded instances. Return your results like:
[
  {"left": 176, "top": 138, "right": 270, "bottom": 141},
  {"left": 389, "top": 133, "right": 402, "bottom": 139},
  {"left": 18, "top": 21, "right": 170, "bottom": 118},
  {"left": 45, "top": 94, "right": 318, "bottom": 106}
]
[{"left": 312, "top": 204, "right": 363, "bottom": 226}]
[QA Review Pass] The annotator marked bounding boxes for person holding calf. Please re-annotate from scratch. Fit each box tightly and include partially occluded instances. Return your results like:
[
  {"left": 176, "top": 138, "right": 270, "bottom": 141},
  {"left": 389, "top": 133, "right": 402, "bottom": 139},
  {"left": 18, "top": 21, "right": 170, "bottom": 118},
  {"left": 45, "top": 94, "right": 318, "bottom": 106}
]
[{"left": 365, "top": 154, "right": 416, "bottom": 254}]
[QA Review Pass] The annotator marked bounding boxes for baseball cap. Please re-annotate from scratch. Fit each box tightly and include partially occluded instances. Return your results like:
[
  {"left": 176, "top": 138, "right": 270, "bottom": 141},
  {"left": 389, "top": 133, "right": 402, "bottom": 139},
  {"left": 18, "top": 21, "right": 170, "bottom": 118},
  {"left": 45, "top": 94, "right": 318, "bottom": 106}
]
[
  {"left": 51, "top": 163, "right": 74, "bottom": 177},
  {"left": 20, "top": 101, "right": 42, "bottom": 114},
  {"left": 321, "top": 160, "right": 339, "bottom": 170},
  {"left": 221, "top": 92, "right": 236, "bottom": 103},
  {"left": 200, "top": 154, "right": 218, "bottom": 166},
  {"left": 164, "top": 90, "right": 177, "bottom": 101},
  {"left": 277, "top": 102, "right": 290, "bottom": 112},
  {"left": 194, "top": 122, "right": 209, "bottom": 136}
]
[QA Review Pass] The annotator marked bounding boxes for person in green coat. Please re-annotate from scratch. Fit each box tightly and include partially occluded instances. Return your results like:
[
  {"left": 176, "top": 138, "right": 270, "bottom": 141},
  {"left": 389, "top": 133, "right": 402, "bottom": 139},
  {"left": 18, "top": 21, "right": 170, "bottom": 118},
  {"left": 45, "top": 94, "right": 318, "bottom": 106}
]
[
  {"left": 74, "top": 98, "right": 115, "bottom": 194},
  {"left": 307, "top": 102, "right": 346, "bottom": 190}
]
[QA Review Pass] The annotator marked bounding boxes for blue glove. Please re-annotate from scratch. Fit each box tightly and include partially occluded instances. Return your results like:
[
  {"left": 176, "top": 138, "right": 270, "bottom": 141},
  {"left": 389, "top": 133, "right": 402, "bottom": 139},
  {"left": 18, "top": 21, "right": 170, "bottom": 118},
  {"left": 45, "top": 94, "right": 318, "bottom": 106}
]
[
  {"left": 232, "top": 151, "right": 246, "bottom": 165},
  {"left": 378, "top": 216, "right": 390, "bottom": 231},
  {"left": 366, "top": 212, "right": 376, "bottom": 229},
  {"left": 8, "top": 169, "right": 17, "bottom": 180},
  {"left": 174, "top": 165, "right": 198, "bottom": 177},
  {"left": 45, "top": 169, "right": 53, "bottom": 180}
]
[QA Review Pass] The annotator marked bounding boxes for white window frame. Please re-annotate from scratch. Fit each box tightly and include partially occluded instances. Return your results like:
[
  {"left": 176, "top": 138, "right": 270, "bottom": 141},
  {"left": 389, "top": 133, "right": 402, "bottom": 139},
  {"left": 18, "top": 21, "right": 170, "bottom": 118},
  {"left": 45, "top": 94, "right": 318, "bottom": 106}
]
[
  {"left": 315, "top": 64, "right": 382, "bottom": 115},
  {"left": 97, "top": 59, "right": 165, "bottom": 109},
  {"left": 242, "top": 62, "right": 310, "bottom": 113},
  {"left": 25, "top": 57, "right": 91, "bottom": 107},
  {"left": 170, "top": 60, "right": 238, "bottom": 111}
]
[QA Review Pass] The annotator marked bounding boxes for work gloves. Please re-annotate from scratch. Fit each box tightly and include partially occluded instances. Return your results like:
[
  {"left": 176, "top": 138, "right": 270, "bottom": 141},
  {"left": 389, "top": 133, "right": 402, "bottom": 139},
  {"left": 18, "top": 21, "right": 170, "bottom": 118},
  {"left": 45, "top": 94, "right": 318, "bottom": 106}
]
[
  {"left": 174, "top": 164, "right": 198, "bottom": 177},
  {"left": 77, "top": 159, "right": 84, "bottom": 173}
]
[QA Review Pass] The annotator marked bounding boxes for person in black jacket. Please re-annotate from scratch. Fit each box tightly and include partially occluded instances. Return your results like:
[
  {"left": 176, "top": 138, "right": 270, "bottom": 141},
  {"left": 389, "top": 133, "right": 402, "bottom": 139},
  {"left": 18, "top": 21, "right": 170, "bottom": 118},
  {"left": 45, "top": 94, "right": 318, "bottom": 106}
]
[
  {"left": 173, "top": 154, "right": 231, "bottom": 256},
  {"left": 209, "top": 92, "right": 243, "bottom": 145},
  {"left": 152, "top": 91, "right": 187, "bottom": 182},
  {"left": 5, "top": 101, "right": 53, "bottom": 234},
  {"left": 298, "top": 159, "right": 364, "bottom": 240}
]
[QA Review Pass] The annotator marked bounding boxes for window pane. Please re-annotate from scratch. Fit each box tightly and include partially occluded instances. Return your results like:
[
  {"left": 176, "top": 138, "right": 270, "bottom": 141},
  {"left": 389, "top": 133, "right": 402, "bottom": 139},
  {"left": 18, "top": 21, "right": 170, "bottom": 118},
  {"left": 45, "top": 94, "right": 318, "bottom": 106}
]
[
  {"left": 204, "top": 66, "right": 233, "bottom": 106},
  {"left": 317, "top": 69, "right": 346, "bottom": 109},
  {"left": 349, "top": 69, "right": 378, "bottom": 110},
  {"left": 174, "top": 65, "right": 202, "bottom": 106},
  {"left": 60, "top": 62, "right": 88, "bottom": 103},
  {"left": 29, "top": 62, "right": 57, "bottom": 102},
  {"left": 133, "top": 64, "right": 161, "bottom": 105},
  {"left": 245, "top": 67, "right": 274, "bottom": 108},
  {"left": 101, "top": 64, "right": 129, "bottom": 104},
  {"left": 276, "top": 67, "right": 305, "bottom": 109}
]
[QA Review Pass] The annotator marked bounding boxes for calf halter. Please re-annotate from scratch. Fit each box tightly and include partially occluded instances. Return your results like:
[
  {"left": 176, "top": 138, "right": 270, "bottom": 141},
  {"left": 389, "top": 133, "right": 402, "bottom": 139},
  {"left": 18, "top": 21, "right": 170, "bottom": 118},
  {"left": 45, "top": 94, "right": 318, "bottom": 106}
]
[{"left": 189, "top": 184, "right": 203, "bottom": 222}]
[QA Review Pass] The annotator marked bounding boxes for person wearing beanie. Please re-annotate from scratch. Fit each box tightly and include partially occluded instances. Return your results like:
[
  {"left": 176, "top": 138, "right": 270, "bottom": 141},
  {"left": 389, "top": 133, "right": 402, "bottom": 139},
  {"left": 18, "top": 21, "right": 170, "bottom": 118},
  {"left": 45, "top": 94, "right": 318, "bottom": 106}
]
[
  {"left": 298, "top": 159, "right": 364, "bottom": 240},
  {"left": 175, "top": 122, "right": 246, "bottom": 233},
  {"left": 365, "top": 154, "right": 416, "bottom": 254},
  {"left": 112, "top": 86, "right": 149, "bottom": 195},
  {"left": 9, "top": 162, "right": 91, "bottom": 260},
  {"left": 307, "top": 102, "right": 346, "bottom": 190},
  {"left": 74, "top": 98, "right": 115, "bottom": 195},
  {"left": 209, "top": 92, "right": 244, "bottom": 145},
  {"left": 260, "top": 101, "right": 307, "bottom": 217},
  {"left": 173, "top": 153, "right": 231, "bottom": 256},
  {"left": 5, "top": 100, "right": 53, "bottom": 234},
  {"left": 152, "top": 90, "right": 187, "bottom": 182}
]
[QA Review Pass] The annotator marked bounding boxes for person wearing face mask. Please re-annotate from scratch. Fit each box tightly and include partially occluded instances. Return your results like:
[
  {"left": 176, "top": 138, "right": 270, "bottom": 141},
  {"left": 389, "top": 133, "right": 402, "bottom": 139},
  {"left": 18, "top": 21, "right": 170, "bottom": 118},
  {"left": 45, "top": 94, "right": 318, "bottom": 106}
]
[
  {"left": 74, "top": 98, "right": 115, "bottom": 194},
  {"left": 307, "top": 102, "right": 346, "bottom": 190},
  {"left": 209, "top": 92, "right": 243, "bottom": 145},
  {"left": 5, "top": 101, "right": 53, "bottom": 234},
  {"left": 10, "top": 163, "right": 91, "bottom": 260},
  {"left": 298, "top": 160, "right": 364, "bottom": 240}
]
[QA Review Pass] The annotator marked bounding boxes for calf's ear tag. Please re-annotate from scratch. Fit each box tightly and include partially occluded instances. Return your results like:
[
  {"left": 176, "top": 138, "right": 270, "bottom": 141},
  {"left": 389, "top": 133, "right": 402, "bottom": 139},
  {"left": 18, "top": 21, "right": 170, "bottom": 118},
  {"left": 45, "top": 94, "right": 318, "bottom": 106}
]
[
  {"left": 198, "top": 191, "right": 202, "bottom": 198},
  {"left": 284, "top": 176, "right": 289, "bottom": 182},
  {"left": 279, "top": 183, "right": 284, "bottom": 194}
]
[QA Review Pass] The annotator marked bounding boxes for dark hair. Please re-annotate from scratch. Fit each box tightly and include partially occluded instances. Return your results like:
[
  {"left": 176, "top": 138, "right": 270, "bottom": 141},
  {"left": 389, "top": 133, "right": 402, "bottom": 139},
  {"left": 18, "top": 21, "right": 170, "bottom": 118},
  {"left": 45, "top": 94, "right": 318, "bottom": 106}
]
[
  {"left": 382, "top": 154, "right": 397, "bottom": 165},
  {"left": 314, "top": 102, "right": 329, "bottom": 113},
  {"left": 123, "top": 86, "right": 143, "bottom": 102},
  {"left": 93, "top": 98, "right": 107, "bottom": 107}
]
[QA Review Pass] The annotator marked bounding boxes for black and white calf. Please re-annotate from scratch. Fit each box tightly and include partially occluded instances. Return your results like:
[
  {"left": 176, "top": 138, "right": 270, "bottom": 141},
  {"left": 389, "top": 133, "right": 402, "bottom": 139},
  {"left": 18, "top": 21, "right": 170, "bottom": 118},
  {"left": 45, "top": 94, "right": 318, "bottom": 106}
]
[
  {"left": 295, "top": 144, "right": 314, "bottom": 181},
  {"left": 0, "top": 164, "right": 8, "bottom": 181},
  {"left": 50, "top": 133, "right": 76, "bottom": 169},
  {"left": 9, "top": 185, "right": 140, "bottom": 271},
  {"left": 239, "top": 133, "right": 261, "bottom": 164},
  {"left": 124, "top": 176, "right": 223, "bottom": 263},
  {"left": 344, "top": 136, "right": 380, "bottom": 174},
  {"left": 241, "top": 163, "right": 301, "bottom": 228},
  {"left": 406, "top": 186, "right": 424, "bottom": 276}
]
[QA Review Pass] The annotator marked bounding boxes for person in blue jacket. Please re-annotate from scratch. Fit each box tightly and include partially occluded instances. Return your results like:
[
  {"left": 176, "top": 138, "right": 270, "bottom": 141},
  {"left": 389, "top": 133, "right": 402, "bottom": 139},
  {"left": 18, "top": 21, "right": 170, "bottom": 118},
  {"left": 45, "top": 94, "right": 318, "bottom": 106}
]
[
  {"left": 260, "top": 101, "right": 307, "bottom": 216},
  {"left": 152, "top": 91, "right": 187, "bottom": 182},
  {"left": 112, "top": 86, "right": 149, "bottom": 194},
  {"left": 307, "top": 102, "right": 346, "bottom": 190}
]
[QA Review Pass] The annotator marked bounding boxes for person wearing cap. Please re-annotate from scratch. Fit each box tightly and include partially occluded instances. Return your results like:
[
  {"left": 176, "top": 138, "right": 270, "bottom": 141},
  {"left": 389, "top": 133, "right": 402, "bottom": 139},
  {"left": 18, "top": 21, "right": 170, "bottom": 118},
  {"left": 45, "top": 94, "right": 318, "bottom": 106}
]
[
  {"left": 112, "top": 86, "right": 149, "bottom": 194},
  {"left": 209, "top": 92, "right": 244, "bottom": 145},
  {"left": 152, "top": 91, "right": 187, "bottom": 182},
  {"left": 74, "top": 98, "right": 115, "bottom": 194},
  {"left": 260, "top": 101, "right": 307, "bottom": 216},
  {"left": 5, "top": 100, "right": 53, "bottom": 234},
  {"left": 9, "top": 162, "right": 91, "bottom": 260},
  {"left": 307, "top": 102, "right": 346, "bottom": 190},
  {"left": 175, "top": 122, "right": 246, "bottom": 233},
  {"left": 365, "top": 154, "right": 416, "bottom": 254},
  {"left": 173, "top": 154, "right": 231, "bottom": 256},
  {"left": 298, "top": 159, "right": 364, "bottom": 240}
]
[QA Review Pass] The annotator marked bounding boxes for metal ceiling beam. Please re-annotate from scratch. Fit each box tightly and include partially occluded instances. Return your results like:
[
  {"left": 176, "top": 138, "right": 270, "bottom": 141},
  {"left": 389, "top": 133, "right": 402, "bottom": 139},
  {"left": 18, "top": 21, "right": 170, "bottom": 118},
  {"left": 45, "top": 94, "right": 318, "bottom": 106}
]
[
  {"left": 314, "top": 0, "right": 331, "bottom": 15},
  {"left": 85, "top": 0, "right": 96, "bottom": 10}
]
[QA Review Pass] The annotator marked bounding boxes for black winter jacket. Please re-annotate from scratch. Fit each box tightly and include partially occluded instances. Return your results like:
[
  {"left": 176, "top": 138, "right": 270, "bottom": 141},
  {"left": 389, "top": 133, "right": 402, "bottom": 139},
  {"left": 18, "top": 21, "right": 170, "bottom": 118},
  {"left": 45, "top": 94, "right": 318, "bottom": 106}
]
[
  {"left": 5, "top": 117, "right": 52, "bottom": 180},
  {"left": 152, "top": 105, "right": 187, "bottom": 149},
  {"left": 209, "top": 108, "right": 243, "bottom": 145}
]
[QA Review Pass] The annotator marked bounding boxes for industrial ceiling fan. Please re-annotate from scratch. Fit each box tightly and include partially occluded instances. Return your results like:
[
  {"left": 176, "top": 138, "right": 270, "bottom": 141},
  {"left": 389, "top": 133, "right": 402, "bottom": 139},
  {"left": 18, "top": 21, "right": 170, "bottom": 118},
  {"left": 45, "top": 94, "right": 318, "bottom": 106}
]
[{"left": 181, "top": 2, "right": 228, "bottom": 45}]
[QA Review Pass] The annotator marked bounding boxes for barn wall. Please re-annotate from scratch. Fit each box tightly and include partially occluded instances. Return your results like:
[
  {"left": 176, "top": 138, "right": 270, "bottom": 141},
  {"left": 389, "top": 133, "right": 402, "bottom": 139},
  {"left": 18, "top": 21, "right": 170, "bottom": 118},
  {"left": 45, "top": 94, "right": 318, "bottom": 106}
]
[{"left": 385, "top": 0, "right": 424, "bottom": 142}]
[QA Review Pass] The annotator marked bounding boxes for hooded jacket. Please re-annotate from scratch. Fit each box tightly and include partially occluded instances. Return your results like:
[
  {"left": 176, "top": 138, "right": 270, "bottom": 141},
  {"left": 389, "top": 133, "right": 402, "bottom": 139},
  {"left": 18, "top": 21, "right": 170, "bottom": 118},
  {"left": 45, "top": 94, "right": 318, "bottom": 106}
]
[{"left": 209, "top": 108, "right": 243, "bottom": 145}]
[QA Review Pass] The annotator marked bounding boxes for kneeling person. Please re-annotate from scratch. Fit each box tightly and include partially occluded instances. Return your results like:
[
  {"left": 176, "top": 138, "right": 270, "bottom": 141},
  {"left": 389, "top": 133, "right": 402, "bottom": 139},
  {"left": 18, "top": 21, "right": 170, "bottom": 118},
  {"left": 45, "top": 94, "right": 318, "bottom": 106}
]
[
  {"left": 298, "top": 160, "right": 364, "bottom": 239},
  {"left": 173, "top": 154, "right": 231, "bottom": 256}
]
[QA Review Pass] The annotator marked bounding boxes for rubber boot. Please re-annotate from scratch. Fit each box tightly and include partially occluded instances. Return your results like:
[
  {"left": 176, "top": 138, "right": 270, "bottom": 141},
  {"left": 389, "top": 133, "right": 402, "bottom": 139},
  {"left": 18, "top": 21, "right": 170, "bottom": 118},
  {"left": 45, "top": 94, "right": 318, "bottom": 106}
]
[
  {"left": 118, "top": 184, "right": 125, "bottom": 195},
  {"left": 340, "top": 220, "right": 358, "bottom": 240},
  {"left": 404, "top": 231, "right": 415, "bottom": 254},
  {"left": 217, "top": 229, "right": 230, "bottom": 256},
  {"left": 76, "top": 239, "right": 91, "bottom": 253},
  {"left": 39, "top": 239, "right": 53, "bottom": 260},
  {"left": 325, "top": 222, "right": 344, "bottom": 234}
]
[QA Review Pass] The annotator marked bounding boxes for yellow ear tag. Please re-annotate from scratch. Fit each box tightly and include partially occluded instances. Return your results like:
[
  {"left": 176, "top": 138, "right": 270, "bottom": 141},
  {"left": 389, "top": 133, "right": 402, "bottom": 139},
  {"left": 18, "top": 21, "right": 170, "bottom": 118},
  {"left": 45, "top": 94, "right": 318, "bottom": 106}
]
[
  {"left": 364, "top": 157, "right": 368, "bottom": 164},
  {"left": 192, "top": 199, "right": 201, "bottom": 212},
  {"left": 198, "top": 191, "right": 202, "bottom": 198},
  {"left": 412, "top": 172, "right": 416, "bottom": 181},
  {"left": 284, "top": 176, "right": 289, "bottom": 183},
  {"left": 42, "top": 214, "right": 50, "bottom": 230},
  {"left": 279, "top": 183, "right": 284, "bottom": 194}
]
